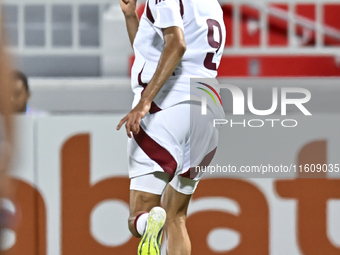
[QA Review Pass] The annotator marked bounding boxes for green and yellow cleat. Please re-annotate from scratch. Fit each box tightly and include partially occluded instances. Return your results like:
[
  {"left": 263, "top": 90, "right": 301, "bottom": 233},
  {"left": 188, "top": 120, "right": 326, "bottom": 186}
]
[{"left": 138, "top": 207, "right": 166, "bottom": 255}]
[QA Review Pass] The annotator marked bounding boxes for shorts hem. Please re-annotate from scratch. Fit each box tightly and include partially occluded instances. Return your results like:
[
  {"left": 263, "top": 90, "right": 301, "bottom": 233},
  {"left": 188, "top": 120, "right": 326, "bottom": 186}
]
[
  {"left": 130, "top": 184, "right": 164, "bottom": 195},
  {"left": 129, "top": 169, "right": 164, "bottom": 179},
  {"left": 169, "top": 176, "right": 199, "bottom": 195},
  {"left": 169, "top": 182, "right": 195, "bottom": 195}
]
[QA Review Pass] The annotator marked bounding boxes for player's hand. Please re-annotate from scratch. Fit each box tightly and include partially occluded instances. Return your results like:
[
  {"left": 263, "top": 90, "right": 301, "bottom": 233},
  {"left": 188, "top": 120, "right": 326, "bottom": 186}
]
[
  {"left": 116, "top": 99, "right": 151, "bottom": 138},
  {"left": 120, "top": 0, "right": 137, "bottom": 17}
]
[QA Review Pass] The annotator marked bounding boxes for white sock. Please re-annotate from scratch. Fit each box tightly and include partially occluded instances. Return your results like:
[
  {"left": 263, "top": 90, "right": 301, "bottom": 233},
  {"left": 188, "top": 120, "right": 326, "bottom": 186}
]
[{"left": 136, "top": 213, "right": 149, "bottom": 236}]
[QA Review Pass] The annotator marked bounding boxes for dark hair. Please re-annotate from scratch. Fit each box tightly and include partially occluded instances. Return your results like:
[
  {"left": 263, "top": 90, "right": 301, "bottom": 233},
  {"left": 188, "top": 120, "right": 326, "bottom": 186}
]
[{"left": 13, "top": 71, "right": 29, "bottom": 92}]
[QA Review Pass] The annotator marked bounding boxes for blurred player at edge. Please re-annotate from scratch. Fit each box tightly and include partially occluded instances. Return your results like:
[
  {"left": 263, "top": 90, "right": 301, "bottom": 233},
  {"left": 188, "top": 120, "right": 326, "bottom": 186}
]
[
  {"left": 0, "top": 8, "right": 14, "bottom": 254},
  {"left": 117, "top": 0, "right": 225, "bottom": 254}
]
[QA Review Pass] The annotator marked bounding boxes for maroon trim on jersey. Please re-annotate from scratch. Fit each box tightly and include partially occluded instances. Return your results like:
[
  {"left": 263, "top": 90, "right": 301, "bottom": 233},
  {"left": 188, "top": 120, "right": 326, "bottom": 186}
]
[
  {"left": 179, "top": 0, "right": 184, "bottom": 18},
  {"left": 149, "top": 102, "right": 162, "bottom": 114},
  {"left": 146, "top": 0, "right": 155, "bottom": 23},
  {"left": 138, "top": 64, "right": 148, "bottom": 87},
  {"left": 139, "top": 64, "right": 162, "bottom": 114},
  {"left": 133, "top": 126, "right": 177, "bottom": 178},
  {"left": 180, "top": 147, "right": 217, "bottom": 179}
]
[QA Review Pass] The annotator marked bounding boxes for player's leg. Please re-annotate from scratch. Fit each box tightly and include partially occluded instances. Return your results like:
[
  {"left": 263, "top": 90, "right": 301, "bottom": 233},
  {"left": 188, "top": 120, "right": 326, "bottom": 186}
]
[
  {"left": 127, "top": 103, "right": 198, "bottom": 253},
  {"left": 129, "top": 172, "right": 171, "bottom": 237},
  {"left": 129, "top": 172, "right": 170, "bottom": 255},
  {"left": 162, "top": 149, "right": 216, "bottom": 255},
  {"left": 160, "top": 102, "right": 220, "bottom": 255},
  {"left": 162, "top": 181, "right": 193, "bottom": 255},
  {"left": 128, "top": 189, "right": 162, "bottom": 237}
]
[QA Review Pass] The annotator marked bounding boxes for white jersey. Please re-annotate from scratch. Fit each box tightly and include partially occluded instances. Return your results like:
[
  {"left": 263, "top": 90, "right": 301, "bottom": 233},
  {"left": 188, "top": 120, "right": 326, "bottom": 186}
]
[{"left": 131, "top": 0, "right": 226, "bottom": 111}]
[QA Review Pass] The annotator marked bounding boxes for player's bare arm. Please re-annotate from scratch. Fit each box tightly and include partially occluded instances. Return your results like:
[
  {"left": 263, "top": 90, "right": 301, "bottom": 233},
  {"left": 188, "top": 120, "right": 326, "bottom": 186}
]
[
  {"left": 0, "top": 27, "right": 14, "bottom": 199},
  {"left": 117, "top": 26, "right": 186, "bottom": 138},
  {"left": 120, "top": 0, "right": 139, "bottom": 47}
]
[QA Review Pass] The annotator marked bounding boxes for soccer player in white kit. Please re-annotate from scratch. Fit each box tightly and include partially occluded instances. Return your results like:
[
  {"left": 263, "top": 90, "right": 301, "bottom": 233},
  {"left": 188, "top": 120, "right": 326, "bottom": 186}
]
[{"left": 117, "top": 0, "right": 226, "bottom": 254}]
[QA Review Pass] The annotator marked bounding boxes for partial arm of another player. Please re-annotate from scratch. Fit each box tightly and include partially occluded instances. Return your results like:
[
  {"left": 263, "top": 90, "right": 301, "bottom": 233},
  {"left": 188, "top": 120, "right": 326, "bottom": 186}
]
[
  {"left": 117, "top": 26, "right": 186, "bottom": 137},
  {"left": 0, "top": 50, "right": 13, "bottom": 151},
  {"left": 0, "top": 35, "right": 14, "bottom": 198},
  {"left": 120, "top": 0, "right": 139, "bottom": 47}
]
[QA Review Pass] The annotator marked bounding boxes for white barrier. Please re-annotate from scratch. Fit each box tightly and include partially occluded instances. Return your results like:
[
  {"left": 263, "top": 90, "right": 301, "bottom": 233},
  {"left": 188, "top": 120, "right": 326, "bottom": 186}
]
[
  {"left": 25, "top": 77, "right": 340, "bottom": 114},
  {"left": 1, "top": 114, "right": 340, "bottom": 255}
]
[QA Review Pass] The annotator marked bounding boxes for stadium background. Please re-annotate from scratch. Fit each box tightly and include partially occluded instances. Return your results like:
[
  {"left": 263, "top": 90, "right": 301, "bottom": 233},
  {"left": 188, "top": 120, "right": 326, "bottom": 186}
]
[{"left": 1, "top": 0, "right": 340, "bottom": 254}]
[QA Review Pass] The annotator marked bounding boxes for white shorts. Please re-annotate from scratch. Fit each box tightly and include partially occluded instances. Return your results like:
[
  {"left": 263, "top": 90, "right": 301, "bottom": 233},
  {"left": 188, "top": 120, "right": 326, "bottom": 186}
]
[
  {"left": 130, "top": 172, "right": 199, "bottom": 195},
  {"left": 128, "top": 102, "right": 221, "bottom": 195}
]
